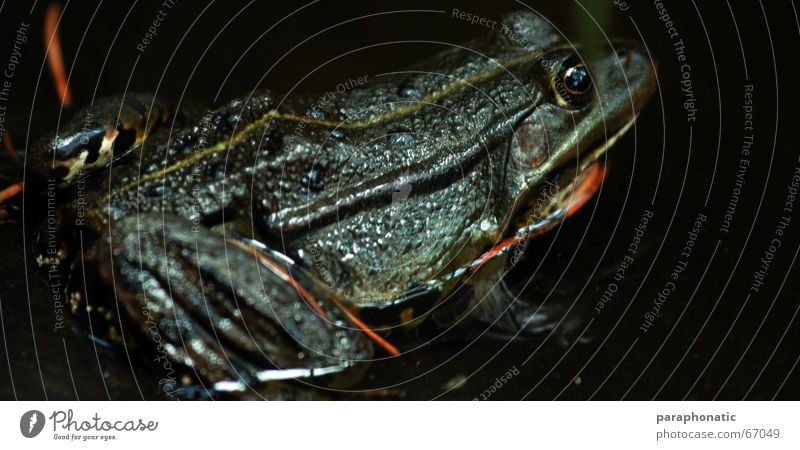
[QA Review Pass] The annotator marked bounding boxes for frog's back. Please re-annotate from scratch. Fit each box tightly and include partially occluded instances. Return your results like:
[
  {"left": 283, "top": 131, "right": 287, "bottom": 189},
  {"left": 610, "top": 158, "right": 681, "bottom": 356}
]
[{"left": 85, "top": 10, "right": 565, "bottom": 303}]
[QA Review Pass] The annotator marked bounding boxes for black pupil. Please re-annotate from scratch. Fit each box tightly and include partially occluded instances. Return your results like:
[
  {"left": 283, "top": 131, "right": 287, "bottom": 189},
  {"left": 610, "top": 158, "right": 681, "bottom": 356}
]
[{"left": 564, "top": 65, "right": 591, "bottom": 93}]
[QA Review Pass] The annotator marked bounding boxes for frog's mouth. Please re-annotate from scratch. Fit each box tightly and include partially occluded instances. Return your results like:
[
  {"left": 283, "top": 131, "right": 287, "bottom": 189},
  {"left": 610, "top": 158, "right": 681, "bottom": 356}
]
[
  {"left": 575, "top": 116, "right": 637, "bottom": 176},
  {"left": 516, "top": 115, "right": 637, "bottom": 231}
]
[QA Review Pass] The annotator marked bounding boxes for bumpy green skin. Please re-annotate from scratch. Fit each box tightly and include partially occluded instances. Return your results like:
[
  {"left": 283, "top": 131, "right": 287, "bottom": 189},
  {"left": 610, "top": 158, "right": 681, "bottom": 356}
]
[{"left": 34, "top": 11, "right": 655, "bottom": 395}]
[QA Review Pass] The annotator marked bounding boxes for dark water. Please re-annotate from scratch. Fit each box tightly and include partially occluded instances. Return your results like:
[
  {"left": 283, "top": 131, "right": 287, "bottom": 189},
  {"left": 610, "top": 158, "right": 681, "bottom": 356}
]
[{"left": 0, "top": 0, "right": 798, "bottom": 400}]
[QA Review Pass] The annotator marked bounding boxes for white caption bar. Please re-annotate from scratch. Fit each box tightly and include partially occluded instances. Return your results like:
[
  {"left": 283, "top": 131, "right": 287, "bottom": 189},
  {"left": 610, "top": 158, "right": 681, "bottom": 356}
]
[{"left": 1, "top": 401, "right": 797, "bottom": 449}]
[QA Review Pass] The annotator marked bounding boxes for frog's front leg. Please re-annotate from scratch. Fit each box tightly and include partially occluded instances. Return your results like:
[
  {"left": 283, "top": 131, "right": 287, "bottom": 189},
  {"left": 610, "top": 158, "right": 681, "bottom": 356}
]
[{"left": 91, "top": 213, "right": 372, "bottom": 397}]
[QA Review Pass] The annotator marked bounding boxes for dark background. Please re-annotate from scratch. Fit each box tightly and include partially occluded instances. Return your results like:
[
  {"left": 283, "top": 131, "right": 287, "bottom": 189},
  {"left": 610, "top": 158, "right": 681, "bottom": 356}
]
[{"left": 0, "top": 0, "right": 798, "bottom": 400}]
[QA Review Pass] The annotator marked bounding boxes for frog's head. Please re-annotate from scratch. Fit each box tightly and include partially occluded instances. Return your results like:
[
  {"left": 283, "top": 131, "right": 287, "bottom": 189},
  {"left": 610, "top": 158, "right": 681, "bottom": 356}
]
[
  {"left": 500, "top": 13, "right": 657, "bottom": 225},
  {"left": 28, "top": 119, "right": 135, "bottom": 188},
  {"left": 28, "top": 94, "right": 167, "bottom": 187}
]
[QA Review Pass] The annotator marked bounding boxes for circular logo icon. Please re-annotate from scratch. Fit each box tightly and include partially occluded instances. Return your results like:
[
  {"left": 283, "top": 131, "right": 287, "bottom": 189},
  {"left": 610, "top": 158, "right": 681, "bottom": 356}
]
[{"left": 20, "top": 410, "right": 45, "bottom": 438}]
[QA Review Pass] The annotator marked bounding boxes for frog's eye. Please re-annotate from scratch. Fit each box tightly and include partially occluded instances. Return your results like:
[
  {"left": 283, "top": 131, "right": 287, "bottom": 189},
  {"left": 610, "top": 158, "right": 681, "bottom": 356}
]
[
  {"left": 563, "top": 65, "right": 592, "bottom": 94},
  {"left": 553, "top": 58, "right": 594, "bottom": 107}
]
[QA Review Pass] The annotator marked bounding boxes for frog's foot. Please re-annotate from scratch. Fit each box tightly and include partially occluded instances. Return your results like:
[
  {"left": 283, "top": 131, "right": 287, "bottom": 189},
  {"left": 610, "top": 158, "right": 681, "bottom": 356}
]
[
  {"left": 434, "top": 261, "right": 588, "bottom": 347},
  {"left": 94, "top": 213, "right": 373, "bottom": 396},
  {"left": 462, "top": 290, "right": 587, "bottom": 347}
]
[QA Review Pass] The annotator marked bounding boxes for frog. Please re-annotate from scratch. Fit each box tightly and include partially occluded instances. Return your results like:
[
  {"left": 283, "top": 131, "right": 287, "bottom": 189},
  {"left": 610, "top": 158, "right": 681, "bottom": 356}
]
[{"left": 29, "top": 11, "right": 655, "bottom": 398}]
